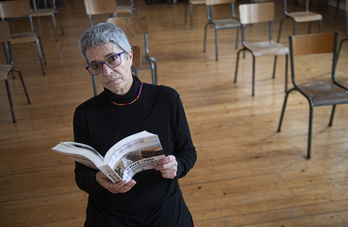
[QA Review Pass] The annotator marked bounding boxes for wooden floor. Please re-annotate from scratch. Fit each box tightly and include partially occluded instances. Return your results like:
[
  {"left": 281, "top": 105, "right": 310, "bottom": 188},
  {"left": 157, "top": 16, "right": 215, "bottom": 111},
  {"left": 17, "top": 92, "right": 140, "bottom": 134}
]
[{"left": 1, "top": 0, "right": 348, "bottom": 226}]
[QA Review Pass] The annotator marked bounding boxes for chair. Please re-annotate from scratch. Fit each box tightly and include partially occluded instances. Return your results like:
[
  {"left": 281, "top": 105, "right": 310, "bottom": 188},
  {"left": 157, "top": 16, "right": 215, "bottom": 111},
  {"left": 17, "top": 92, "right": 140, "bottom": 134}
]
[
  {"left": 185, "top": 0, "right": 205, "bottom": 30},
  {"left": 83, "top": 0, "right": 117, "bottom": 28},
  {"left": 277, "top": 32, "right": 348, "bottom": 159},
  {"left": 234, "top": 2, "right": 289, "bottom": 96},
  {"left": 0, "top": 65, "right": 31, "bottom": 123},
  {"left": 30, "top": 0, "right": 64, "bottom": 41},
  {"left": 203, "top": 0, "right": 241, "bottom": 61},
  {"left": 107, "top": 16, "right": 158, "bottom": 85},
  {"left": 0, "top": 0, "right": 47, "bottom": 75},
  {"left": 336, "top": 2, "right": 348, "bottom": 62},
  {"left": 83, "top": 0, "right": 118, "bottom": 95},
  {"left": 277, "top": 0, "right": 323, "bottom": 43}
]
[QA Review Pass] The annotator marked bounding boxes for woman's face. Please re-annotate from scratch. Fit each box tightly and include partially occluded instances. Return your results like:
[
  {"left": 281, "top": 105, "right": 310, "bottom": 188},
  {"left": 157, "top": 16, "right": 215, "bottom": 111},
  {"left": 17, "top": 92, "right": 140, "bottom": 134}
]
[{"left": 85, "top": 43, "right": 133, "bottom": 95}]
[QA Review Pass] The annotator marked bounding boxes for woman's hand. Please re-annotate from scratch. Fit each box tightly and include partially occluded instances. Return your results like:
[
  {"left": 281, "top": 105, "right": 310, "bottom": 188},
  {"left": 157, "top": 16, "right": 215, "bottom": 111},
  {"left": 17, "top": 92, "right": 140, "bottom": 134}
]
[
  {"left": 96, "top": 171, "right": 136, "bottom": 194},
  {"left": 155, "top": 155, "right": 178, "bottom": 179}
]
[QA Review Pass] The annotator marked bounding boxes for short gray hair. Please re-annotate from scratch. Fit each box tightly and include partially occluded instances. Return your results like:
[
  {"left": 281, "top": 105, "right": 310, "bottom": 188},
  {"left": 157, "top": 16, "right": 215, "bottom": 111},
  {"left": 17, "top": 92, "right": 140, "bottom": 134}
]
[{"left": 79, "top": 22, "right": 132, "bottom": 63}]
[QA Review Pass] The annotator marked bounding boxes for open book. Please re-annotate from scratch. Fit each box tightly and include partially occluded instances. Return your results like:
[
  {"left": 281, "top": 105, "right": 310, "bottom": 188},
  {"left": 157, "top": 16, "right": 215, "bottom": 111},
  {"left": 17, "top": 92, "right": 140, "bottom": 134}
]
[{"left": 52, "top": 131, "right": 165, "bottom": 183}]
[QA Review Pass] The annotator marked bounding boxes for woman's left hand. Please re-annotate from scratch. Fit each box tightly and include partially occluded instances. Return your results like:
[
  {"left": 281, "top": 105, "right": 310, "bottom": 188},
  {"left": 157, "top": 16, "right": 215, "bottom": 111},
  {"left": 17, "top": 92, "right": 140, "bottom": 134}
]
[{"left": 155, "top": 155, "right": 177, "bottom": 179}]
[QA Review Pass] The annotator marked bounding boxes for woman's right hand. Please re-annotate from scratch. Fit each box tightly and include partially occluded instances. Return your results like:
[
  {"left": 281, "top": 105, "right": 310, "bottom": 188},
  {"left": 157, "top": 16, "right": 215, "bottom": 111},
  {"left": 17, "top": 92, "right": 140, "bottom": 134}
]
[{"left": 96, "top": 171, "right": 136, "bottom": 194}]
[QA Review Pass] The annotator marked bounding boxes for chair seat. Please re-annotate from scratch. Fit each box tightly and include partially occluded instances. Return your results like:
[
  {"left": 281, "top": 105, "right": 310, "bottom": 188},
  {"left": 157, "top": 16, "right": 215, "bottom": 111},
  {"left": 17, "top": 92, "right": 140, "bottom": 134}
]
[
  {"left": 214, "top": 18, "right": 240, "bottom": 29},
  {"left": 287, "top": 11, "right": 323, "bottom": 23},
  {"left": 244, "top": 41, "right": 289, "bottom": 57},
  {"left": 31, "top": 9, "right": 55, "bottom": 17},
  {"left": 10, "top": 32, "right": 38, "bottom": 44},
  {"left": 298, "top": 80, "right": 348, "bottom": 106},
  {"left": 190, "top": 0, "right": 205, "bottom": 5},
  {"left": 116, "top": 6, "right": 132, "bottom": 14},
  {"left": 0, "top": 64, "right": 12, "bottom": 80}
]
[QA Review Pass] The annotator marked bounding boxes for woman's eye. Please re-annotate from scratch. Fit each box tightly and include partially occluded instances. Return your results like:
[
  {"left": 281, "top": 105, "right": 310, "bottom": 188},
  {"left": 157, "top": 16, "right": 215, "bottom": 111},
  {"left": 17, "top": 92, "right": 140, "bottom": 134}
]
[
  {"left": 91, "top": 63, "right": 100, "bottom": 70},
  {"left": 109, "top": 55, "right": 118, "bottom": 62}
]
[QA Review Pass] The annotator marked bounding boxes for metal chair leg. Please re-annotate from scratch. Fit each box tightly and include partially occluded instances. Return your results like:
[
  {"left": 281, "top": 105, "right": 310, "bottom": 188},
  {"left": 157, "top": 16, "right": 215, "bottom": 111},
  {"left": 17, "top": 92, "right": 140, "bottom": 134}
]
[
  {"left": 328, "top": 104, "right": 336, "bottom": 126},
  {"left": 307, "top": 104, "right": 314, "bottom": 159},
  {"left": 12, "top": 68, "right": 31, "bottom": 104},
  {"left": 92, "top": 76, "right": 97, "bottom": 96},
  {"left": 277, "top": 88, "right": 294, "bottom": 132},
  {"left": 4, "top": 78, "right": 16, "bottom": 123},
  {"left": 234, "top": 48, "right": 243, "bottom": 83}
]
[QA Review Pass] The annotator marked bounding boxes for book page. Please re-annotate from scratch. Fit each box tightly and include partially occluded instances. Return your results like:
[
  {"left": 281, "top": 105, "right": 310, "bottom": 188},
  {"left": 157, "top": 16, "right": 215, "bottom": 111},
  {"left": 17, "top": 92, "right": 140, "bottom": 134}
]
[{"left": 52, "top": 142, "right": 104, "bottom": 169}]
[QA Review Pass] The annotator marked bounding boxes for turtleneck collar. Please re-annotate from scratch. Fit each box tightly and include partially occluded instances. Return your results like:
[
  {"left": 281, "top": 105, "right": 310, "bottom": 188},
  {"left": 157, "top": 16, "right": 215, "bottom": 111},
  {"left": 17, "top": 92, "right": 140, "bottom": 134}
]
[{"left": 102, "top": 76, "right": 141, "bottom": 105}]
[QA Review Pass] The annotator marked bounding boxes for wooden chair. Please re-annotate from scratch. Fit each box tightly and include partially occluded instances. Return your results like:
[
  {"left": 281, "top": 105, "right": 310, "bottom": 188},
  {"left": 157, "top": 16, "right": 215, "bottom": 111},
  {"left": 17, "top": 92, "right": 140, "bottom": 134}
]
[
  {"left": 0, "top": 65, "right": 31, "bottom": 123},
  {"left": 277, "top": 0, "right": 323, "bottom": 43},
  {"left": 0, "top": 0, "right": 47, "bottom": 75},
  {"left": 336, "top": 2, "right": 348, "bottom": 62},
  {"left": 83, "top": 0, "right": 117, "bottom": 27},
  {"left": 234, "top": 2, "right": 289, "bottom": 96},
  {"left": 277, "top": 32, "right": 348, "bottom": 159},
  {"left": 107, "top": 16, "right": 158, "bottom": 85},
  {"left": 31, "top": 0, "right": 64, "bottom": 41},
  {"left": 185, "top": 0, "right": 205, "bottom": 30},
  {"left": 203, "top": 0, "right": 241, "bottom": 61}
]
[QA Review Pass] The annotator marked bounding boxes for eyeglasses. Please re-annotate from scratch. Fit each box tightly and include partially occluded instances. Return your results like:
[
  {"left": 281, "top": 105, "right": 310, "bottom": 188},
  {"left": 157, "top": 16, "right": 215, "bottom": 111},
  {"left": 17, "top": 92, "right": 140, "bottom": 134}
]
[{"left": 85, "top": 52, "right": 124, "bottom": 76}]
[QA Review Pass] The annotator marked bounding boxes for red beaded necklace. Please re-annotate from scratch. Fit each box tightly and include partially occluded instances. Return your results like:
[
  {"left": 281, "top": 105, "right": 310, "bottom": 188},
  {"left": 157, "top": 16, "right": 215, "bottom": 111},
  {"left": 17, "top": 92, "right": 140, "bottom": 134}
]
[{"left": 109, "top": 81, "right": 144, "bottom": 106}]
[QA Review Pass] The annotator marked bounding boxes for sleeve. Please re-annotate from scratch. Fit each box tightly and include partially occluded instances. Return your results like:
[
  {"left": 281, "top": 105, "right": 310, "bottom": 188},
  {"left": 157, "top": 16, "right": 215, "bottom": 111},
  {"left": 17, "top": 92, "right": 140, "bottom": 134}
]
[
  {"left": 172, "top": 94, "right": 197, "bottom": 178},
  {"left": 73, "top": 106, "right": 107, "bottom": 194}
]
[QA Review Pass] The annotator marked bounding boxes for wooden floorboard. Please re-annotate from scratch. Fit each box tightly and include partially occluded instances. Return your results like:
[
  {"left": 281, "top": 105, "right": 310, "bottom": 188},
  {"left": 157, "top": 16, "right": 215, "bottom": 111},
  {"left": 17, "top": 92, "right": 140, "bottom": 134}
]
[{"left": 0, "top": 0, "right": 347, "bottom": 226}]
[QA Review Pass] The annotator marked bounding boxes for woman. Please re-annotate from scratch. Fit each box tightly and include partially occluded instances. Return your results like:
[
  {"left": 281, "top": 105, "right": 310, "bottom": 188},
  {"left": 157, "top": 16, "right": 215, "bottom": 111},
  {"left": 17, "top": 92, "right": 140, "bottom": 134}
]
[{"left": 74, "top": 22, "right": 197, "bottom": 226}]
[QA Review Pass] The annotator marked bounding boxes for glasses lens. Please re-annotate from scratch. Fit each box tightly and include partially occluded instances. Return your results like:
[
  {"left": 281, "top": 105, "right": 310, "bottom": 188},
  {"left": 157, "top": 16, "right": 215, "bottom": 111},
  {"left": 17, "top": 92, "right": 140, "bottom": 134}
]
[
  {"left": 106, "top": 54, "right": 122, "bottom": 68},
  {"left": 88, "top": 63, "right": 102, "bottom": 75}
]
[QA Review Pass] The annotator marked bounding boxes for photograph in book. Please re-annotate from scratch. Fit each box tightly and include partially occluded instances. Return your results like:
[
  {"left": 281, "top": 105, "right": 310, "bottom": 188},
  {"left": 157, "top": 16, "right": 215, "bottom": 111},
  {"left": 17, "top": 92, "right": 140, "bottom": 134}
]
[{"left": 51, "top": 131, "right": 165, "bottom": 183}]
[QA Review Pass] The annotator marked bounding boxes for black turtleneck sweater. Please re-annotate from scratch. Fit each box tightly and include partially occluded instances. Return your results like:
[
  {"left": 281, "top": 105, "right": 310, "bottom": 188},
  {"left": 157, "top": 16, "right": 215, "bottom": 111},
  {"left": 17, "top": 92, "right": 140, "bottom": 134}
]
[{"left": 73, "top": 76, "right": 197, "bottom": 226}]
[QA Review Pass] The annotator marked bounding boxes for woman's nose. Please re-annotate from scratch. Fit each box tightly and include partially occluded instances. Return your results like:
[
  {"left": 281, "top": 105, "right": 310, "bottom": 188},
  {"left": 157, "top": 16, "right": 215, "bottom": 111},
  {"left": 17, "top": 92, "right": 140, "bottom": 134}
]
[{"left": 102, "top": 63, "right": 113, "bottom": 75}]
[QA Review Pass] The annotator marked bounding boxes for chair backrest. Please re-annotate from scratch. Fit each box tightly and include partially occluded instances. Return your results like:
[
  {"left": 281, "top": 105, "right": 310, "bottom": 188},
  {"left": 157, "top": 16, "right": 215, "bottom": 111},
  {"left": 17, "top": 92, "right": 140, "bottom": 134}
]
[
  {"left": 132, "top": 45, "right": 141, "bottom": 69},
  {"left": 32, "top": 0, "right": 57, "bottom": 10},
  {"left": 289, "top": 32, "right": 339, "bottom": 84},
  {"left": 107, "top": 16, "right": 149, "bottom": 35},
  {"left": 0, "top": 0, "right": 32, "bottom": 19},
  {"left": 290, "top": 32, "right": 337, "bottom": 56},
  {"left": 107, "top": 16, "right": 150, "bottom": 56},
  {"left": 239, "top": 2, "right": 274, "bottom": 24},
  {"left": 84, "top": 0, "right": 117, "bottom": 16}
]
